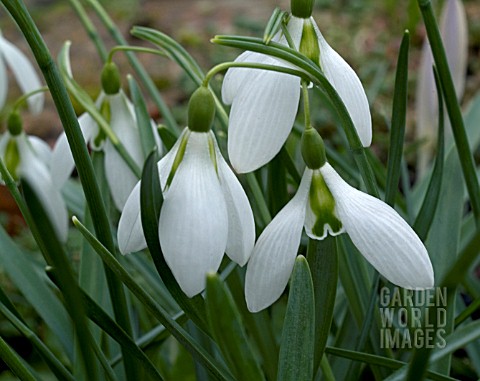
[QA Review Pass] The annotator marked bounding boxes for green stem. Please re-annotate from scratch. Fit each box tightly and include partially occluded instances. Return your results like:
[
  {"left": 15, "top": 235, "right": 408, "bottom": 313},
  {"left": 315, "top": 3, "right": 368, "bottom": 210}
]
[
  {"left": 417, "top": 0, "right": 480, "bottom": 226},
  {"left": 12, "top": 86, "right": 49, "bottom": 111},
  {"left": 67, "top": 0, "right": 108, "bottom": 61},
  {"left": 85, "top": 0, "right": 178, "bottom": 132},
  {"left": 0, "top": 1, "right": 139, "bottom": 378},
  {"left": 107, "top": 45, "right": 168, "bottom": 63},
  {"left": 202, "top": 61, "right": 310, "bottom": 88},
  {"left": 302, "top": 80, "right": 311, "bottom": 128}
]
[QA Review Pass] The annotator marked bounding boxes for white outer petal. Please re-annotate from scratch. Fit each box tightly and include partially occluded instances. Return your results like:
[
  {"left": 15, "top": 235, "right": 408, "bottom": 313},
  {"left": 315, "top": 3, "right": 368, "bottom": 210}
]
[
  {"left": 104, "top": 93, "right": 143, "bottom": 211},
  {"left": 321, "top": 163, "right": 434, "bottom": 289},
  {"left": 17, "top": 135, "right": 68, "bottom": 242},
  {"left": 440, "top": 0, "right": 468, "bottom": 100},
  {"left": 245, "top": 169, "right": 312, "bottom": 312},
  {"left": 227, "top": 59, "right": 301, "bottom": 173},
  {"left": 50, "top": 113, "right": 98, "bottom": 189},
  {"left": 0, "top": 56, "right": 7, "bottom": 109},
  {"left": 104, "top": 140, "right": 139, "bottom": 211},
  {"left": 0, "top": 36, "right": 44, "bottom": 114},
  {"left": 159, "top": 132, "right": 228, "bottom": 297},
  {"left": 214, "top": 135, "right": 255, "bottom": 266},
  {"left": 117, "top": 181, "right": 147, "bottom": 254},
  {"left": 157, "top": 127, "right": 190, "bottom": 189},
  {"left": 312, "top": 19, "right": 372, "bottom": 147},
  {"left": 28, "top": 136, "right": 51, "bottom": 164}
]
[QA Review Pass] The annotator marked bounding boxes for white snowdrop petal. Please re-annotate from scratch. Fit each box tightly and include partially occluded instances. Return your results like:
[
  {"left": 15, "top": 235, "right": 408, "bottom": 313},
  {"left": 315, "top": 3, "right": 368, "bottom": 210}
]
[
  {"left": 109, "top": 92, "right": 144, "bottom": 168},
  {"left": 245, "top": 169, "right": 312, "bottom": 312},
  {"left": 0, "top": 57, "right": 7, "bottom": 109},
  {"left": 117, "top": 181, "right": 147, "bottom": 254},
  {"left": 157, "top": 128, "right": 190, "bottom": 189},
  {"left": 18, "top": 137, "right": 68, "bottom": 242},
  {"left": 214, "top": 136, "right": 255, "bottom": 266},
  {"left": 227, "top": 57, "right": 301, "bottom": 173},
  {"left": 440, "top": 0, "right": 468, "bottom": 99},
  {"left": 28, "top": 136, "right": 51, "bottom": 164},
  {"left": 312, "top": 20, "right": 372, "bottom": 147},
  {"left": 0, "top": 36, "right": 44, "bottom": 114},
  {"left": 104, "top": 139, "right": 139, "bottom": 211},
  {"left": 222, "top": 51, "right": 264, "bottom": 105},
  {"left": 50, "top": 112, "right": 99, "bottom": 189},
  {"left": 321, "top": 163, "right": 434, "bottom": 289},
  {"left": 159, "top": 132, "right": 228, "bottom": 297}
]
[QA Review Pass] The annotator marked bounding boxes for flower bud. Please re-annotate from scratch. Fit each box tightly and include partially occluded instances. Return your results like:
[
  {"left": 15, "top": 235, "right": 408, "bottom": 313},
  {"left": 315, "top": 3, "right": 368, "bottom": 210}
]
[
  {"left": 291, "top": 0, "right": 314, "bottom": 18},
  {"left": 301, "top": 127, "right": 326, "bottom": 169},
  {"left": 7, "top": 111, "right": 22, "bottom": 136},
  {"left": 188, "top": 86, "right": 215, "bottom": 133},
  {"left": 101, "top": 62, "right": 121, "bottom": 95},
  {"left": 299, "top": 19, "right": 320, "bottom": 64}
]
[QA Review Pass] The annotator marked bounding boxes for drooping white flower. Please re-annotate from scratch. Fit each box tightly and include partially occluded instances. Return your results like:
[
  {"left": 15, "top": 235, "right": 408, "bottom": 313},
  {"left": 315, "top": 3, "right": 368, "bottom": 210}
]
[
  {"left": 222, "top": 15, "right": 371, "bottom": 173},
  {"left": 0, "top": 129, "right": 68, "bottom": 241},
  {"left": 245, "top": 162, "right": 434, "bottom": 312},
  {"left": 118, "top": 127, "right": 256, "bottom": 297},
  {"left": 416, "top": 0, "right": 468, "bottom": 173},
  {"left": 50, "top": 90, "right": 157, "bottom": 211},
  {"left": 0, "top": 32, "right": 44, "bottom": 114}
]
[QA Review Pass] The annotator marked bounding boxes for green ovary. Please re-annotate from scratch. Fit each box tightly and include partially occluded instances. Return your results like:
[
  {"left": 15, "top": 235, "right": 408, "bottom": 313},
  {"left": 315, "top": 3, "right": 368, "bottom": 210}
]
[
  {"left": 309, "top": 170, "right": 343, "bottom": 237},
  {"left": 4, "top": 139, "right": 20, "bottom": 181}
]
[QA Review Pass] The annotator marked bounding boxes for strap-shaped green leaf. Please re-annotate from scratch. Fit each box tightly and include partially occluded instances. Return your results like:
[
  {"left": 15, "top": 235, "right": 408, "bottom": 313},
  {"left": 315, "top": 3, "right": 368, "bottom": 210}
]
[
  {"left": 278, "top": 256, "right": 315, "bottom": 381},
  {"left": 307, "top": 238, "right": 338, "bottom": 374},
  {"left": 205, "top": 273, "right": 265, "bottom": 381}
]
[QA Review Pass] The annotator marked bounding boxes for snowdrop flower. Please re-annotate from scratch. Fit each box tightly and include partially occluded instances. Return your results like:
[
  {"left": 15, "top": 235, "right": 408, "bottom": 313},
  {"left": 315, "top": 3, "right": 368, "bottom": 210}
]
[
  {"left": 222, "top": 0, "right": 371, "bottom": 173},
  {"left": 0, "top": 112, "right": 67, "bottom": 241},
  {"left": 118, "top": 87, "right": 255, "bottom": 297},
  {"left": 416, "top": 0, "right": 467, "bottom": 173},
  {"left": 51, "top": 63, "right": 156, "bottom": 211},
  {"left": 0, "top": 31, "right": 44, "bottom": 114},
  {"left": 245, "top": 128, "right": 434, "bottom": 312}
]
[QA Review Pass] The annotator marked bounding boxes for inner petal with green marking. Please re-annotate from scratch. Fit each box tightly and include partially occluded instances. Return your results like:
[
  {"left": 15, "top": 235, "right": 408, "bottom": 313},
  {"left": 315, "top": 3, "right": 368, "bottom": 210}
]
[
  {"left": 4, "top": 139, "right": 20, "bottom": 181},
  {"left": 305, "top": 169, "right": 344, "bottom": 239}
]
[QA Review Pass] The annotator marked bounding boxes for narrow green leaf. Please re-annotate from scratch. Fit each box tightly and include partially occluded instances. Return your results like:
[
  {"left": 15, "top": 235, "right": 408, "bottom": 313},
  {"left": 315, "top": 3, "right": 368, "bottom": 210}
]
[
  {"left": 267, "top": 153, "right": 288, "bottom": 215},
  {"left": 0, "top": 226, "right": 74, "bottom": 359},
  {"left": 0, "top": 336, "right": 39, "bottom": 381},
  {"left": 227, "top": 268, "right": 278, "bottom": 381},
  {"left": 81, "top": 290, "right": 164, "bottom": 380},
  {"left": 278, "top": 256, "right": 315, "bottom": 381},
  {"left": 413, "top": 67, "right": 445, "bottom": 240},
  {"left": 0, "top": 302, "right": 74, "bottom": 381},
  {"left": 385, "top": 31, "right": 409, "bottom": 206},
  {"left": 157, "top": 125, "right": 177, "bottom": 151},
  {"left": 417, "top": 0, "right": 480, "bottom": 224},
  {"left": 205, "top": 273, "right": 265, "bottom": 381},
  {"left": 140, "top": 150, "right": 208, "bottom": 331},
  {"left": 306, "top": 238, "right": 338, "bottom": 373},
  {"left": 21, "top": 180, "right": 98, "bottom": 381},
  {"left": 128, "top": 75, "right": 157, "bottom": 158},
  {"left": 73, "top": 217, "right": 234, "bottom": 381},
  {"left": 326, "top": 347, "right": 458, "bottom": 381},
  {"left": 263, "top": 8, "right": 287, "bottom": 44}
]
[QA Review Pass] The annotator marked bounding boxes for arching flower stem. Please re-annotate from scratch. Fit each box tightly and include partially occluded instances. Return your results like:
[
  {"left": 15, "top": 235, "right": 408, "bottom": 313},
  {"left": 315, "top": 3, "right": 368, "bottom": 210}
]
[{"left": 202, "top": 61, "right": 311, "bottom": 88}]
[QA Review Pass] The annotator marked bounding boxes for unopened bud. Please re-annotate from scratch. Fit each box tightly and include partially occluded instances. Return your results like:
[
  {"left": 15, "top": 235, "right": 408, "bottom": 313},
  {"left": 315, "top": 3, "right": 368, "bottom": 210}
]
[
  {"left": 301, "top": 127, "right": 326, "bottom": 169},
  {"left": 188, "top": 86, "right": 215, "bottom": 133},
  {"left": 101, "top": 62, "right": 121, "bottom": 95}
]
